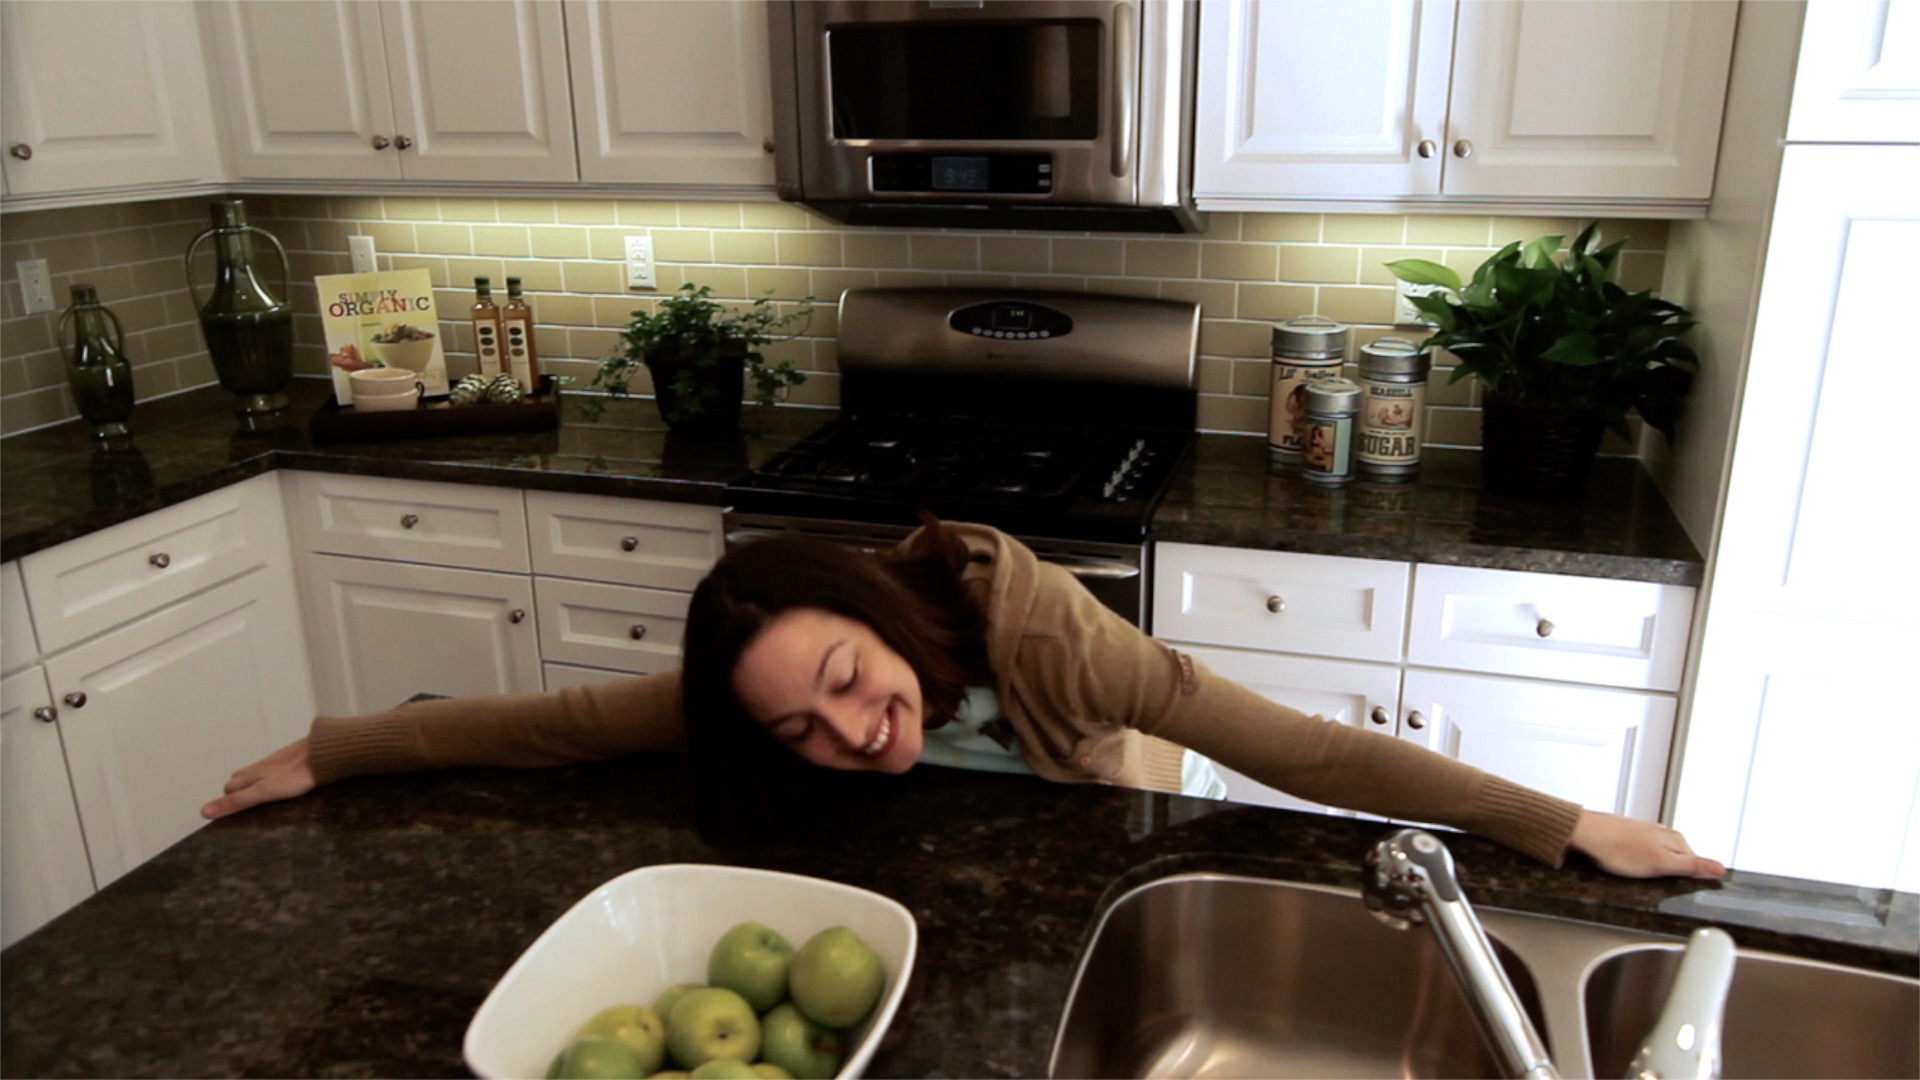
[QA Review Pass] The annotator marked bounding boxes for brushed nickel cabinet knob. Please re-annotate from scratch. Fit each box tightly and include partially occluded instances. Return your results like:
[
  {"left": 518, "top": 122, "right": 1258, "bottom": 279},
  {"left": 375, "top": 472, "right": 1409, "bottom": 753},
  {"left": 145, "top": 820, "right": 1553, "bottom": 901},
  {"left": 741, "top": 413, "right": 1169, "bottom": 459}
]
[
  {"left": 1406, "top": 710, "right": 1426, "bottom": 730},
  {"left": 63, "top": 692, "right": 87, "bottom": 709},
  {"left": 620, "top": 536, "right": 639, "bottom": 552},
  {"left": 1370, "top": 706, "right": 1390, "bottom": 726},
  {"left": 10, "top": 144, "right": 31, "bottom": 161},
  {"left": 509, "top": 609, "right": 526, "bottom": 624},
  {"left": 1452, "top": 139, "right": 1474, "bottom": 158},
  {"left": 1416, "top": 139, "right": 1436, "bottom": 159},
  {"left": 33, "top": 706, "right": 56, "bottom": 723},
  {"left": 400, "top": 513, "right": 420, "bottom": 529},
  {"left": 1536, "top": 618, "right": 1555, "bottom": 638},
  {"left": 1266, "top": 595, "right": 1286, "bottom": 614},
  {"left": 762, "top": 136, "right": 775, "bottom": 153},
  {"left": 371, "top": 135, "right": 391, "bottom": 150},
  {"left": 395, "top": 135, "right": 414, "bottom": 150},
  {"left": 149, "top": 552, "right": 171, "bottom": 569},
  {"left": 630, "top": 624, "right": 647, "bottom": 640}
]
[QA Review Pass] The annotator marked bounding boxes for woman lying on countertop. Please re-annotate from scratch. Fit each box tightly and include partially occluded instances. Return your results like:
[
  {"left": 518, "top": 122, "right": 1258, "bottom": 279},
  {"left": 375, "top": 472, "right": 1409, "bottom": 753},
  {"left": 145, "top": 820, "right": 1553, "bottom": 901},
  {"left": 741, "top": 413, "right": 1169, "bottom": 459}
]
[{"left": 204, "top": 519, "right": 1725, "bottom": 880}]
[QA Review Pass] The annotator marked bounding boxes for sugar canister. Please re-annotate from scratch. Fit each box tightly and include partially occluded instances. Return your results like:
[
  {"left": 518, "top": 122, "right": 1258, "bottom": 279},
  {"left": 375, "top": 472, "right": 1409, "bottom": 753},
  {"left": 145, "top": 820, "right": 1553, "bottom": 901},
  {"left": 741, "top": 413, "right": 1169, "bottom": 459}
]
[
  {"left": 1268, "top": 316, "right": 1349, "bottom": 464},
  {"left": 1300, "top": 377, "right": 1362, "bottom": 485},
  {"left": 1356, "top": 335, "right": 1431, "bottom": 480}
]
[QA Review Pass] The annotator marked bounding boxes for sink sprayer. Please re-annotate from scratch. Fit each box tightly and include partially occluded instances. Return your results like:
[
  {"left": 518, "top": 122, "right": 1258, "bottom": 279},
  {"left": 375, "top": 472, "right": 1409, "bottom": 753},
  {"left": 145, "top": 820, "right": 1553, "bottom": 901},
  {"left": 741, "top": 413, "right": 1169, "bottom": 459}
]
[{"left": 1364, "top": 828, "right": 1737, "bottom": 1080}]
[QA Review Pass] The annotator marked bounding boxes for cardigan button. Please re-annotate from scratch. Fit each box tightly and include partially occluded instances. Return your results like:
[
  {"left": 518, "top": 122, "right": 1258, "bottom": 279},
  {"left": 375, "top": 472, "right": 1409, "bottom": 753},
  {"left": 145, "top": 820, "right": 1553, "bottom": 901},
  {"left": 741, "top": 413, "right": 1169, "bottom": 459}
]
[{"left": 1078, "top": 755, "right": 1092, "bottom": 767}]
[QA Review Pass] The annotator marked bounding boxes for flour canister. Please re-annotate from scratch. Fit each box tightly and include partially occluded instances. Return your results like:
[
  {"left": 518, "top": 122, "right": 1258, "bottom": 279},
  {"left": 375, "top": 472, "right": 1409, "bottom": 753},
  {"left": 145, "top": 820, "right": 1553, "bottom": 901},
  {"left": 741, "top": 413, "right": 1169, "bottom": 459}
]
[
  {"left": 1300, "top": 377, "right": 1362, "bottom": 485},
  {"left": 1268, "top": 316, "right": 1349, "bottom": 463},
  {"left": 1356, "top": 336, "right": 1431, "bottom": 479}
]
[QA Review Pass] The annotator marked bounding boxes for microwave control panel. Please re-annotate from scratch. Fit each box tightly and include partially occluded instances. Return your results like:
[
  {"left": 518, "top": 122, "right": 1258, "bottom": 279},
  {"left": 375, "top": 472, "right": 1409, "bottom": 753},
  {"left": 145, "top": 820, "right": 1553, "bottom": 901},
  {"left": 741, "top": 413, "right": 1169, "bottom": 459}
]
[{"left": 869, "top": 153, "right": 1053, "bottom": 194}]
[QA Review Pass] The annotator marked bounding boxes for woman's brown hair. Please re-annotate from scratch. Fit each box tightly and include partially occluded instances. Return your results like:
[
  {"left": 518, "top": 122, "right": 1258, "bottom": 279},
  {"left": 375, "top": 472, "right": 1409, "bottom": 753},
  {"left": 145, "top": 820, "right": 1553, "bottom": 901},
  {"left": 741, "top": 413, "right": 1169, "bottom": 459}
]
[{"left": 678, "top": 519, "right": 991, "bottom": 840}]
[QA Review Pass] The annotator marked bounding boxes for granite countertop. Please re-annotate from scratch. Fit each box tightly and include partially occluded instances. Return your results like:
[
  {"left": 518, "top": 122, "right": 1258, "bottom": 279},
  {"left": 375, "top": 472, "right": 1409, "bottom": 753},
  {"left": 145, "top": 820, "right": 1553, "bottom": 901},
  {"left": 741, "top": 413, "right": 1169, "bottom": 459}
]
[
  {"left": 2, "top": 757, "right": 1911, "bottom": 1079},
  {"left": 0, "top": 380, "right": 1703, "bottom": 583}
]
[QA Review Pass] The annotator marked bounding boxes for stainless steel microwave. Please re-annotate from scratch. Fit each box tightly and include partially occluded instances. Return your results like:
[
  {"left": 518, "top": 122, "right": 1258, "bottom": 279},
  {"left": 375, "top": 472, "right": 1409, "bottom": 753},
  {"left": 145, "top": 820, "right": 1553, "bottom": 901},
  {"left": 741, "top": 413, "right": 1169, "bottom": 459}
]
[{"left": 767, "top": 0, "right": 1203, "bottom": 233}]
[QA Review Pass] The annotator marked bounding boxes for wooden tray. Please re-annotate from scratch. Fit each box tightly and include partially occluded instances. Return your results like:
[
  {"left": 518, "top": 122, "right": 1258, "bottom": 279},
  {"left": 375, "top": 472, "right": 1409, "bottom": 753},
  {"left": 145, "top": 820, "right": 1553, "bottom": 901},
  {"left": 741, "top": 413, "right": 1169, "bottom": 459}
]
[{"left": 309, "top": 375, "right": 562, "bottom": 444}]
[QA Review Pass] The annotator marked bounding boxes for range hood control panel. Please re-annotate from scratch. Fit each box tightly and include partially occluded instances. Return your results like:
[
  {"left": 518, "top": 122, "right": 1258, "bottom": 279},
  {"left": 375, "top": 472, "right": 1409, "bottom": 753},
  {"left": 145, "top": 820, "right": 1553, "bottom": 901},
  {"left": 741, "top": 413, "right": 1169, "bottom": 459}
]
[{"left": 948, "top": 301, "right": 1075, "bottom": 340}]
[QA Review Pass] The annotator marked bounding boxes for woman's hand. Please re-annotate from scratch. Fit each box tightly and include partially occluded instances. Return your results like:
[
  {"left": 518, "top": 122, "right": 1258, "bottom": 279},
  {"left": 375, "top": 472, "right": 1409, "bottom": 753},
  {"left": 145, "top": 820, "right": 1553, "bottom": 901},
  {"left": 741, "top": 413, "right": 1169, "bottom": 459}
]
[
  {"left": 1570, "top": 810, "right": 1726, "bottom": 880},
  {"left": 201, "top": 738, "right": 316, "bottom": 820}
]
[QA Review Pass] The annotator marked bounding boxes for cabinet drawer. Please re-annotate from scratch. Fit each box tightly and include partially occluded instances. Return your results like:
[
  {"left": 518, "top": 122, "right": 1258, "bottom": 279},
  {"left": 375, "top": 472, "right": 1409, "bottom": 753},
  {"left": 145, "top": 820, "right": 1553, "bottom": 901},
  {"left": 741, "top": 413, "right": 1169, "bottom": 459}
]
[
  {"left": 1407, "top": 564, "right": 1695, "bottom": 691},
  {"left": 20, "top": 475, "right": 287, "bottom": 654},
  {"left": 286, "top": 472, "right": 530, "bottom": 573},
  {"left": 2, "top": 561, "right": 38, "bottom": 674},
  {"left": 543, "top": 661, "right": 634, "bottom": 692},
  {"left": 527, "top": 491, "right": 722, "bottom": 591},
  {"left": 1153, "top": 543, "right": 1410, "bottom": 663},
  {"left": 534, "top": 577, "right": 689, "bottom": 676}
]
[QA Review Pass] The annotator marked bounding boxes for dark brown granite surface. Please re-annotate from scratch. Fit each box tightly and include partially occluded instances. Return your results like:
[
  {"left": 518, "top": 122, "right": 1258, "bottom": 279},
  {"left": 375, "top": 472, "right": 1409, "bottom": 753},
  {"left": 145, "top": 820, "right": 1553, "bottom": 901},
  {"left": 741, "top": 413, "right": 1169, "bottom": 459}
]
[
  {"left": 2, "top": 379, "right": 1703, "bottom": 584},
  {"left": 1, "top": 758, "right": 1912, "bottom": 1079}
]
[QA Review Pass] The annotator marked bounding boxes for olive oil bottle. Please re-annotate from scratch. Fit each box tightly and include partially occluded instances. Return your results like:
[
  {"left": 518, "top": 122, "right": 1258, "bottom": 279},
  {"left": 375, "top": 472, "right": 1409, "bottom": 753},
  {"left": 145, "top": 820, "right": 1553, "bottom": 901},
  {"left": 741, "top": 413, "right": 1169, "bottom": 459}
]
[
  {"left": 471, "top": 276, "right": 503, "bottom": 378},
  {"left": 502, "top": 276, "right": 540, "bottom": 392}
]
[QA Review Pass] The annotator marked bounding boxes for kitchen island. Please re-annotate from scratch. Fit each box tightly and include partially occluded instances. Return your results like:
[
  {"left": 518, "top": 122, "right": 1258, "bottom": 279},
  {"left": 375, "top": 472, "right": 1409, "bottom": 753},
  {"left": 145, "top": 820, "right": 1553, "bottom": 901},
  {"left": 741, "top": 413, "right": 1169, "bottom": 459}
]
[{"left": 2, "top": 755, "right": 1912, "bottom": 1078}]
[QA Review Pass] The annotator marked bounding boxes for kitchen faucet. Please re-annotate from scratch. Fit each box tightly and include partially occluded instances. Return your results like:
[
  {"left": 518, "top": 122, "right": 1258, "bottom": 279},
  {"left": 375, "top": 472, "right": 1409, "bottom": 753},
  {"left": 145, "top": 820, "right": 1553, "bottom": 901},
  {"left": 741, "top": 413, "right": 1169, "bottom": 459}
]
[{"left": 1363, "top": 828, "right": 1737, "bottom": 1080}]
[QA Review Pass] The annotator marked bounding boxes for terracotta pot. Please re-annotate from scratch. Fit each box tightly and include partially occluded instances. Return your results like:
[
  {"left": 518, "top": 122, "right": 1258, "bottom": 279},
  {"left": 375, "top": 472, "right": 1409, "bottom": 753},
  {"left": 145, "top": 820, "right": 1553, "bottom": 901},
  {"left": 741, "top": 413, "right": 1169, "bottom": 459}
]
[
  {"left": 644, "top": 345, "right": 745, "bottom": 434},
  {"left": 1479, "top": 389, "right": 1606, "bottom": 498}
]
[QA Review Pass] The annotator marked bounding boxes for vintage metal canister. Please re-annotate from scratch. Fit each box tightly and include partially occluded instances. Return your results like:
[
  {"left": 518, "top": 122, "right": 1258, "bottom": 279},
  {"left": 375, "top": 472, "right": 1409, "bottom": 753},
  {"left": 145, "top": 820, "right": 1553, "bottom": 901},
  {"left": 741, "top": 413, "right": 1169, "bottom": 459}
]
[
  {"left": 1268, "top": 316, "right": 1349, "bottom": 464},
  {"left": 1357, "top": 336, "right": 1431, "bottom": 479},
  {"left": 1300, "top": 377, "right": 1362, "bottom": 485}
]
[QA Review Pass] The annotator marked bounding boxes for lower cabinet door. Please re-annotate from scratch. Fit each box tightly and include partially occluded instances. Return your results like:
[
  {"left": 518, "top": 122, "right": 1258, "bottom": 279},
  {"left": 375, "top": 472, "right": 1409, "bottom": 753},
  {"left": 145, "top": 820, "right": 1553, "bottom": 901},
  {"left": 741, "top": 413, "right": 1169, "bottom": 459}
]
[
  {"left": 1, "top": 666, "right": 95, "bottom": 947},
  {"left": 302, "top": 554, "right": 540, "bottom": 716},
  {"left": 1177, "top": 643, "right": 1401, "bottom": 816},
  {"left": 41, "top": 571, "right": 310, "bottom": 888},
  {"left": 1396, "top": 669, "right": 1675, "bottom": 821}
]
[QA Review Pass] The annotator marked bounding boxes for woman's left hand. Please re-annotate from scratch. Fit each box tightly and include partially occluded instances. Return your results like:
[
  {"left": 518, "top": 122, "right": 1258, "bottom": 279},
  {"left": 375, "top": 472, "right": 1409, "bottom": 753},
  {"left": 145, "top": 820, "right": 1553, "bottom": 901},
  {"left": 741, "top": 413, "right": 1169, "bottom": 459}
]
[{"left": 1569, "top": 810, "right": 1727, "bottom": 880}]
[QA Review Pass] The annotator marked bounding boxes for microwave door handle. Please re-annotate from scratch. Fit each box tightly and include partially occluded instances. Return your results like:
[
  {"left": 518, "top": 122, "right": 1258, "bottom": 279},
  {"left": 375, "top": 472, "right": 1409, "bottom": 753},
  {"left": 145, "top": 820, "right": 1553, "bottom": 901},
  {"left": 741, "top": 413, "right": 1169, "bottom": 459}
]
[{"left": 1110, "top": 2, "right": 1136, "bottom": 178}]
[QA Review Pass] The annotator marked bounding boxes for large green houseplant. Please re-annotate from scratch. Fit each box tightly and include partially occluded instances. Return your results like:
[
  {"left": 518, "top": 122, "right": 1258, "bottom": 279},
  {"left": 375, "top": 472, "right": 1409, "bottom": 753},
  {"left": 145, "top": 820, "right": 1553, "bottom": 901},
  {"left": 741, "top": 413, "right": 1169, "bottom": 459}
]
[
  {"left": 589, "top": 284, "right": 813, "bottom": 433},
  {"left": 1387, "top": 222, "right": 1697, "bottom": 496}
]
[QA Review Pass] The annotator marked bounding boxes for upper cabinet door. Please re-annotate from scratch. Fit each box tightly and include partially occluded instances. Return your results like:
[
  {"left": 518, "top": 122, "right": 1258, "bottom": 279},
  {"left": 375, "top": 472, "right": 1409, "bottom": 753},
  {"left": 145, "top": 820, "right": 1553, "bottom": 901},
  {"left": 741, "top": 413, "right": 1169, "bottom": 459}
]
[
  {"left": 0, "top": 0, "right": 220, "bottom": 196},
  {"left": 204, "top": 0, "right": 402, "bottom": 182},
  {"left": 1193, "top": 0, "right": 1455, "bottom": 200},
  {"left": 1787, "top": 0, "right": 1920, "bottom": 144},
  {"left": 567, "top": 0, "right": 776, "bottom": 188},
  {"left": 379, "top": 0, "right": 579, "bottom": 183},
  {"left": 1444, "top": 0, "right": 1737, "bottom": 200}
]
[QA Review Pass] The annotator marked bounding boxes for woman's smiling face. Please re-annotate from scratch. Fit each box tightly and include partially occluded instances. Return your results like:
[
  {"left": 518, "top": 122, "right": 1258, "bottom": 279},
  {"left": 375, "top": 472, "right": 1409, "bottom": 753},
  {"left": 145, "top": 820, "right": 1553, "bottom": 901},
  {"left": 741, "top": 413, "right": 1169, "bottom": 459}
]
[{"left": 730, "top": 607, "right": 925, "bottom": 772}]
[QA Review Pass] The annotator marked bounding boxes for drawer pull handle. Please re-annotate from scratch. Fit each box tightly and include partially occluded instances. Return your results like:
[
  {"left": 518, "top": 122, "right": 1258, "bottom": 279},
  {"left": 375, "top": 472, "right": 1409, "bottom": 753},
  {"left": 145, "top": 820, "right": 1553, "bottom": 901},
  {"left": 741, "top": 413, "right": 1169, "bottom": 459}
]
[
  {"left": 63, "top": 692, "right": 87, "bottom": 709},
  {"left": 1369, "top": 706, "right": 1390, "bottom": 726},
  {"left": 1266, "top": 595, "right": 1286, "bottom": 614},
  {"left": 149, "top": 552, "right": 171, "bottom": 569},
  {"left": 401, "top": 513, "right": 420, "bottom": 529},
  {"left": 621, "top": 536, "right": 640, "bottom": 552},
  {"left": 33, "top": 706, "right": 56, "bottom": 724},
  {"left": 1406, "top": 710, "right": 1426, "bottom": 730},
  {"left": 509, "top": 609, "right": 526, "bottom": 624},
  {"left": 630, "top": 624, "right": 647, "bottom": 640},
  {"left": 1536, "top": 618, "right": 1555, "bottom": 638}
]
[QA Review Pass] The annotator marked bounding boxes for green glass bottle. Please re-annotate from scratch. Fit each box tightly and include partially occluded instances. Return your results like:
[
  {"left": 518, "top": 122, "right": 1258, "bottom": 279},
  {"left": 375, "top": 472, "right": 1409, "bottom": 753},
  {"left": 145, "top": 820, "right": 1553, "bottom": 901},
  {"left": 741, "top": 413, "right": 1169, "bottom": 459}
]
[
  {"left": 58, "top": 284, "right": 136, "bottom": 440},
  {"left": 186, "top": 199, "right": 295, "bottom": 415}
]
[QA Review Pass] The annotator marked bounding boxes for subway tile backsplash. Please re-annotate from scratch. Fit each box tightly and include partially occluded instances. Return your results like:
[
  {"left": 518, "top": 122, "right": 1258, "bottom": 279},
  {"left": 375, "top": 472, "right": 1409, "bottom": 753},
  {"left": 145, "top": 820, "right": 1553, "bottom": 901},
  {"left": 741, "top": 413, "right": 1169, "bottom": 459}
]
[{"left": 0, "top": 196, "right": 1670, "bottom": 448}]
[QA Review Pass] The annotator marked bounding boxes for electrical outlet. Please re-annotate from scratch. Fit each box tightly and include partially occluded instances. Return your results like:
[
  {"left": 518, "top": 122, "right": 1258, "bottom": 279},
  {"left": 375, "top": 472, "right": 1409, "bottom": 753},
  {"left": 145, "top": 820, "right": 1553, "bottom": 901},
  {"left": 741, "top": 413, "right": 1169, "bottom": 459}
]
[
  {"left": 348, "top": 235, "right": 378, "bottom": 273},
  {"left": 1394, "top": 278, "right": 1442, "bottom": 327},
  {"left": 624, "top": 235, "right": 656, "bottom": 290},
  {"left": 17, "top": 259, "right": 54, "bottom": 315}
]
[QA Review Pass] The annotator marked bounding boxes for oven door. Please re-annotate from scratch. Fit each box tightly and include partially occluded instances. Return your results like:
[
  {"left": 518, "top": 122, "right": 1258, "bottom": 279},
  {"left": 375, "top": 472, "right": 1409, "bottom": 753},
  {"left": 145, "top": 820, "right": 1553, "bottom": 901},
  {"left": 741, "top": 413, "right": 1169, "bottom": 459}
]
[
  {"left": 781, "top": 0, "right": 1141, "bottom": 207},
  {"left": 724, "top": 512, "right": 1146, "bottom": 627}
]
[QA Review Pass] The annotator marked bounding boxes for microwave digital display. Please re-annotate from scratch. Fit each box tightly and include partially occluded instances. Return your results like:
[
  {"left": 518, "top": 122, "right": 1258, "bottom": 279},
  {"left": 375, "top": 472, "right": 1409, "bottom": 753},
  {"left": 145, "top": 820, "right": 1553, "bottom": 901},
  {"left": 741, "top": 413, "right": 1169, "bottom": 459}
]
[{"left": 932, "top": 157, "right": 990, "bottom": 192}]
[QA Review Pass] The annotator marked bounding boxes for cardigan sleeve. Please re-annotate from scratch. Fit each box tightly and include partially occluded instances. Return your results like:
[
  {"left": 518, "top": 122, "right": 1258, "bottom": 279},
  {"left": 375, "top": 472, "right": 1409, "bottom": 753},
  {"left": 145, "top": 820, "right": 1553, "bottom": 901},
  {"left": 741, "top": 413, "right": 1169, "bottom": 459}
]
[{"left": 307, "top": 671, "right": 685, "bottom": 785}]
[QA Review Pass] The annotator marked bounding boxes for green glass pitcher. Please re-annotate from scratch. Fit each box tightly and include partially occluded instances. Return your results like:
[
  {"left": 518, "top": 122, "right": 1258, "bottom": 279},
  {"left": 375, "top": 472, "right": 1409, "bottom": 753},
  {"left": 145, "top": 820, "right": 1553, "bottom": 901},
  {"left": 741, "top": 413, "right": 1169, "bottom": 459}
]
[
  {"left": 186, "top": 199, "right": 295, "bottom": 415},
  {"left": 57, "top": 283, "right": 136, "bottom": 440}
]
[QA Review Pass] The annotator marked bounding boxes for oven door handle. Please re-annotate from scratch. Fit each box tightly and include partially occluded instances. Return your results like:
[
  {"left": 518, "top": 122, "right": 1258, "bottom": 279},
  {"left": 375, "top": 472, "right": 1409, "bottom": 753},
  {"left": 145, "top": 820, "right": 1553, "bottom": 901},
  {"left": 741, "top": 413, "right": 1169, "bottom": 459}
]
[
  {"left": 1048, "top": 557, "right": 1141, "bottom": 582},
  {"left": 726, "top": 528, "right": 890, "bottom": 556}
]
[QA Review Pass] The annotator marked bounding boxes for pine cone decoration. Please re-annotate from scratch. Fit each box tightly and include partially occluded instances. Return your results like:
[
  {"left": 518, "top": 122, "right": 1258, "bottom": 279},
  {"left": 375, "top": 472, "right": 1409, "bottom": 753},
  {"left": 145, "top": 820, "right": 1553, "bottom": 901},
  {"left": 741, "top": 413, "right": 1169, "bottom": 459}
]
[
  {"left": 485, "top": 373, "right": 524, "bottom": 404},
  {"left": 450, "top": 374, "right": 491, "bottom": 407}
]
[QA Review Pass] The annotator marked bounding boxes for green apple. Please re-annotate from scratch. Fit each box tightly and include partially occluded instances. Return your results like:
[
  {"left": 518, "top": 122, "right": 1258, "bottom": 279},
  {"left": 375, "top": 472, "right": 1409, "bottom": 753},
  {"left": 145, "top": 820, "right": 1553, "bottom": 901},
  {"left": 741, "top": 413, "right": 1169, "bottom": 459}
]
[
  {"left": 654, "top": 982, "right": 704, "bottom": 1024},
  {"left": 788, "top": 927, "right": 885, "bottom": 1028},
  {"left": 546, "top": 1035, "right": 646, "bottom": 1080},
  {"left": 751, "top": 1065, "right": 794, "bottom": 1080},
  {"left": 707, "top": 921, "right": 795, "bottom": 1013},
  {"left": 689, "top": 1060, "right": 761, "bottom": 1080},
  {"left": 757, "top": 1002, "right": 845, "bottom": 1080},
  {"left": 572, "top": 1004, "right": 666, "bottom": 1075},
  {"left": 666, "top": 986, "right": 762, "bottom": 1069}
]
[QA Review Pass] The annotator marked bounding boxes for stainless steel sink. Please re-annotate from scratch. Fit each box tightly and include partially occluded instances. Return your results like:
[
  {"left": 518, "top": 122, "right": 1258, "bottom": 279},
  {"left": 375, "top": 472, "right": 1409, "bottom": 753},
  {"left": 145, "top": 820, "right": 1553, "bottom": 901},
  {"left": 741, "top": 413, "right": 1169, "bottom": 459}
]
[
  {"left": 1583, "top": 945, "right": 1920, "bottom": 1079},
  {"left": 1047, "top": 874, "right": 1549, "bottom": 1078},
  {"left": 1049, "top": 871, "right": 1920, "bottom": 1080}
]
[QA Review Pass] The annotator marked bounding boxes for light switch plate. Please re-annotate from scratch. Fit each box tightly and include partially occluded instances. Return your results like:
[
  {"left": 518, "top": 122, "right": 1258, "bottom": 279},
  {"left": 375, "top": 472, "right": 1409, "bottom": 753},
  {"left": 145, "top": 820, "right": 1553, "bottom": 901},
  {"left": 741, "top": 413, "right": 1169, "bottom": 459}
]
[
  {"left": 348, "top": 235, "right": 378, "bottom": 273},
  {"left": 17, "top": 259, "right": 54, "bottom": 314},
  {"left": 1394, "top": 278, "right": 1441, "bottom": 327},
  {"left": 625, "top": 235, "right": 656, "bottom": 290}
]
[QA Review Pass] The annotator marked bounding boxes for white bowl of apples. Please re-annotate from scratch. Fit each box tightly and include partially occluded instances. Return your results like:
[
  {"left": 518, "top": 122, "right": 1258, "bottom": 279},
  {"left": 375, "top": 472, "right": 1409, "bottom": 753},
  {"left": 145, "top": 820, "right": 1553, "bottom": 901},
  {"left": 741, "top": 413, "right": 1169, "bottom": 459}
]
[{"left": 463, "top": 863, "right": 918, "bottom": 1080}]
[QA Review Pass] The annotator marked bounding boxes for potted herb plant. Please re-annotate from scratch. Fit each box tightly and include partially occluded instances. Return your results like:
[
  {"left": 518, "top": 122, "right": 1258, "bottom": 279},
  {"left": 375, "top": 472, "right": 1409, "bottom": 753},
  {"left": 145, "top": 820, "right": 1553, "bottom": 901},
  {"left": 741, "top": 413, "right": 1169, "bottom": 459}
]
[
  {"left": 1386, "top": 223, "right": 1697, "bottom": 497},
  {"left": 589, "top": 284, "right": 813, "bottom": 434}
]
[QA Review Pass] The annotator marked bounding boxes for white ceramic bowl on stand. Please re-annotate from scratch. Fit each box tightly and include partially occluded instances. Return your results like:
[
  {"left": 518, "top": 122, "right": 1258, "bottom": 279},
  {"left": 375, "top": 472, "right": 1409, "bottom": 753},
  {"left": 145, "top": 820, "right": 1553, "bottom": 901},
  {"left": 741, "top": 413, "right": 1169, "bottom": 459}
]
[{"left": 463, "top": 864, "right": 919, "bottom": 1080}]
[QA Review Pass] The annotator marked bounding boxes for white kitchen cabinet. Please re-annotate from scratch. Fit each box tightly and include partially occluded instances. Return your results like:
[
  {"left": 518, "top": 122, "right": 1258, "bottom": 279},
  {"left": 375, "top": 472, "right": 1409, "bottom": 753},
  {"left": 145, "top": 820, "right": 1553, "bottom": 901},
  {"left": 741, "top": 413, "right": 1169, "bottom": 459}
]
[
  {"left": 1, "top": 665, "right": 95, "bottom": 948},
  {"left": 0, "top": 0, "right": 222, "bottom": 202},
  {"left": 204, "top": 0, "right": 578, "bottom": 184},
  {"left": 285, "top": 471, "right": 532, "bottom": 573},
  {"left": 1193, "top": 0, "right": 1736, "bottom": 213},
  {"left": 2, "top": 561, "right": 38, "bottom": 677},
  {"left": 526, "top": 490, "right": 724, "bottom": 593},
  {"left": 532, "top": 577, "right": 690, "bottom": 677},
  {"left": 300, "top": 553, "right": 542, "bottom": 716},
  {"left": 566, "top": 0, "right": 778, "bottom": 190},
  {"left": 1152, "top": 542, "right": 1687, "bottom": 821},
  {"left": 2, "top": 475, "right": 313, "bottom": 925},
  {"left": 45, "top": 571, "right": 309, "bottom": 888},
  {"left": 1785, "top": 0, "right": 1920, "bottom": 144},
  {"left": 1397, "top": 668, "right": 1674, "bottom": 820}
]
